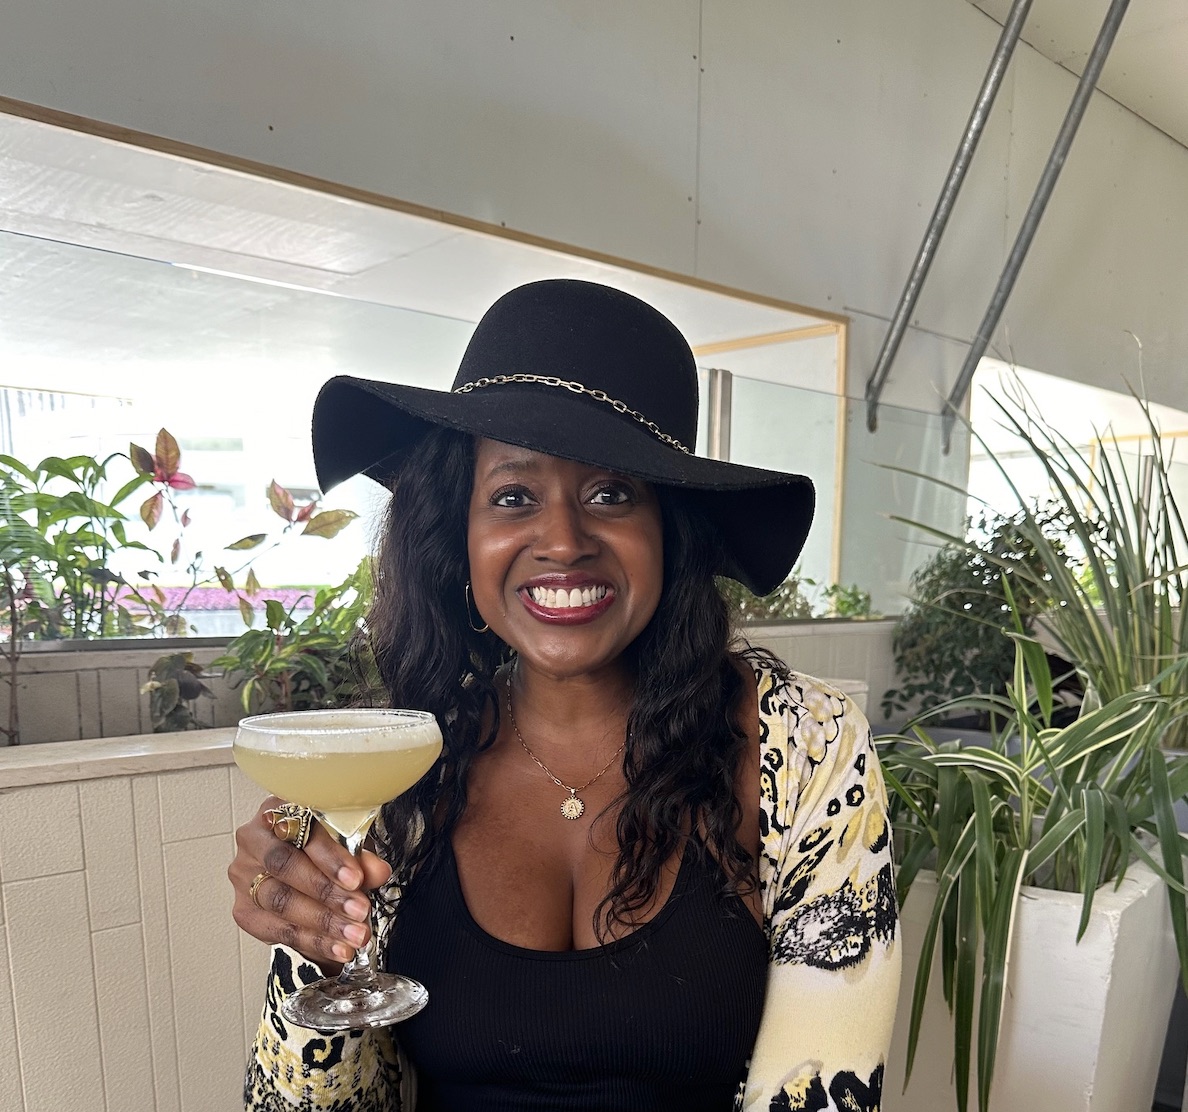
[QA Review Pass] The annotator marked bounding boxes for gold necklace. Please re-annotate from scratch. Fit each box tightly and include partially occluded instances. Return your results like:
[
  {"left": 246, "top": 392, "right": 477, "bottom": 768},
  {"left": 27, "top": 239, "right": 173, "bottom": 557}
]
[{"left": 505, "top": 680, "right": 625, "bottom": 820}]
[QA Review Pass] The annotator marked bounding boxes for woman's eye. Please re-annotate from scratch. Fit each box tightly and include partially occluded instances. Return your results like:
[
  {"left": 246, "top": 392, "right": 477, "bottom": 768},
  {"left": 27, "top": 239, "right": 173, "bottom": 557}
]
[
  {"left": 589, "top": 484, "right": 633, "bottom": 506},
  {"left": 491, "top": 486, "right": 533, "bottom": 508}
]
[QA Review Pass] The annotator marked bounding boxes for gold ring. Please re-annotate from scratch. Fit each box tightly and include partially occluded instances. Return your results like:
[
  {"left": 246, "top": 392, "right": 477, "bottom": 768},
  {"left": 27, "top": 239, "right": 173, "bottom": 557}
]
[
  {"left": 249, "top": 870, "right": 272, "bottom": 910},
  {"left": 265, "top": 803, "right": 314, "bottom": 851}
]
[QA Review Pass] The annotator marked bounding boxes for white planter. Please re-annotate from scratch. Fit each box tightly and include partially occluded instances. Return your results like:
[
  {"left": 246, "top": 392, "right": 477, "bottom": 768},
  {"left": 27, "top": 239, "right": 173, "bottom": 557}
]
[{"left": 885, "top": 860, "right": 1179, "bottom": 1112}]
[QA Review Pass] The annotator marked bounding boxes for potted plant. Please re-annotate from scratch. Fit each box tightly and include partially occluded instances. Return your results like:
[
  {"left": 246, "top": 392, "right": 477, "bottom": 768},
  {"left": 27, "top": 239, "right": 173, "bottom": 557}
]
[{"left": 878, "top": 613, "right": 1188, "bottom": 1112}]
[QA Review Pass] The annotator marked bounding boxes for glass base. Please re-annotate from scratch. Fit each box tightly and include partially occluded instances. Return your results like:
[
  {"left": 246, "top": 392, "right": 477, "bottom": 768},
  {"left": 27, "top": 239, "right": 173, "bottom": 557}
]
[{"left": 280, "top": 973, "right": 429, "bottom": 1030}]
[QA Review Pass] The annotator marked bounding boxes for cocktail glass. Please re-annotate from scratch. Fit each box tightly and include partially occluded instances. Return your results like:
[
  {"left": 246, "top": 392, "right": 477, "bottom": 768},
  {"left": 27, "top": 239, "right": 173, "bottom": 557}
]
[{"left": 234, "top": 707, "right": 443, "bottom": 1029}]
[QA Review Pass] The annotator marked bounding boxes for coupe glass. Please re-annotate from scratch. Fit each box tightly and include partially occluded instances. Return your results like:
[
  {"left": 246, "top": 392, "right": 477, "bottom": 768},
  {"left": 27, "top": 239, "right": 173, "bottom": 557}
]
[{"left": 234, "top": 708, "right": 442, "bottom": 1029}]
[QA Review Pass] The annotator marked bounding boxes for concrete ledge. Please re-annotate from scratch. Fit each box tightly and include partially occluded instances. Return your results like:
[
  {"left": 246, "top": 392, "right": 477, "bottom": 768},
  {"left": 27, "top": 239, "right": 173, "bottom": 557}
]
[{"left": 0, "top": 727, "right": 235, "bottom": 789}]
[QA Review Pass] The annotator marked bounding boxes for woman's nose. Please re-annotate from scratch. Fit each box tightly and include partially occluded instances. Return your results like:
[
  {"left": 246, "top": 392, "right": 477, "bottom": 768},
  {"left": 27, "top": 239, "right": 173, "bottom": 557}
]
[{"left": 532, "top": 501, "right": 598, "bottom": 562}]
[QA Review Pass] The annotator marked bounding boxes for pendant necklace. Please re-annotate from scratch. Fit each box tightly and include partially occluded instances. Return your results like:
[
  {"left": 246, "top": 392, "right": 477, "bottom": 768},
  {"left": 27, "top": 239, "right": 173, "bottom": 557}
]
[{"left": 506, "top": 679, "right": 625, "bottom": 820}]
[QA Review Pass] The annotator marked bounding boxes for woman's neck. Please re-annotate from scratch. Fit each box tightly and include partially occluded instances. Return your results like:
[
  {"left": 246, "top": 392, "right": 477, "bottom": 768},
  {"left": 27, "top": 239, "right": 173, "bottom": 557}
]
[{"left": 504, "top": 659, "right": 633, "bottom": 762}]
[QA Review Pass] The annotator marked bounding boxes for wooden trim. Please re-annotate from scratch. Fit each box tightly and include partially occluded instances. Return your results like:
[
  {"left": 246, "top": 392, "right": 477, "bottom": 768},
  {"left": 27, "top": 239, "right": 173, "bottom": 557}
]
[
  {"left": 0, "top": 96, "right": 849, "bottom": 326},
  {"left": 691, "top": 322, "right": 839, "bottom": 357}
]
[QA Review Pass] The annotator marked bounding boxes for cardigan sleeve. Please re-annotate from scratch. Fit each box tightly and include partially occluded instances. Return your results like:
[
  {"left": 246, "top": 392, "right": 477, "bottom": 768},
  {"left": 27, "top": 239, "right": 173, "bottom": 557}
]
[
  {"left": 242, "top": 944, "right": 410, "bottom": 1111},
  {"left": 741, "top": 668, "right": 901, "bottom": 1112},
  {"left": 243, "top": 864, "right": 414, "bottom": 1111}
]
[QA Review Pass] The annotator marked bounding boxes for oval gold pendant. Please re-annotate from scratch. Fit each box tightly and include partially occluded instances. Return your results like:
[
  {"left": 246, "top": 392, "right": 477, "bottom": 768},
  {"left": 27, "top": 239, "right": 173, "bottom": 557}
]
[{"left": 560, "top": 794, "right": 585, "bottom": 820}]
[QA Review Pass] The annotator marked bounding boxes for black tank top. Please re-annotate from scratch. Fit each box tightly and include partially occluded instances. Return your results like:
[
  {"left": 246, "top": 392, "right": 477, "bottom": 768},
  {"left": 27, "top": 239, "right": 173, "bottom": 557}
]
[{"left": 385, "top": 836, "right": 768, "bottom": 1112}]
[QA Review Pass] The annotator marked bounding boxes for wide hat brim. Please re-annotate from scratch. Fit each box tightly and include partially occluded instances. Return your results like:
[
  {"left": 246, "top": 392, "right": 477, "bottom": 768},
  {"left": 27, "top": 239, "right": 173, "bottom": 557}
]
[{"left": 312, "top": 374, "right": 815, "bottom": 596}]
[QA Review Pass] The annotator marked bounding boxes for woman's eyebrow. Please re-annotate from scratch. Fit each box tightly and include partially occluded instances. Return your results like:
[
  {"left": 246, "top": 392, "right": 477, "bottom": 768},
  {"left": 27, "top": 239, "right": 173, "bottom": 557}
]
[{"left": 479, "top": 457, "right": 540, "bottom": 480}]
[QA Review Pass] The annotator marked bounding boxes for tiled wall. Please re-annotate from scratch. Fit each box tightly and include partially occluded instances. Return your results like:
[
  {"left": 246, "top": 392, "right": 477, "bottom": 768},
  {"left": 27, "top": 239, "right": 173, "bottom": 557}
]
[
  {"left": 7, "top": 645, "right": 245, "bottom": 745},
  {"left": 0, "top": 747, "right": 271, "bottom": 1112}
]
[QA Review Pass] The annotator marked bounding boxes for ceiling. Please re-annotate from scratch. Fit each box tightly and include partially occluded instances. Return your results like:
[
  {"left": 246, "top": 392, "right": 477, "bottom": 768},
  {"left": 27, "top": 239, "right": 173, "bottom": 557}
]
[
  {"left": 970, "top": 0, "right": 1188, "bottom": 148},
  {"left": 0, "top": 111, "right": 836, "bottom": 416}
]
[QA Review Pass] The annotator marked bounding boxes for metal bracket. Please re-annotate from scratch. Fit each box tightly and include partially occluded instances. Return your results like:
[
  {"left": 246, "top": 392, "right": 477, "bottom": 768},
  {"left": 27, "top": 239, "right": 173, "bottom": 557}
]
[
  {"left": 865, "top": 0, "right": 1033, "bottom": 434},
  {"left": 941, "top": 0, "right": 1133, "bottom": 453}
]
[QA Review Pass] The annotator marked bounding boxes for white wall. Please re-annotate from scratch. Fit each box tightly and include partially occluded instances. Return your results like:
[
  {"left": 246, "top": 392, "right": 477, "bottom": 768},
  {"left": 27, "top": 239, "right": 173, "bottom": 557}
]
[{"left": 3, "top": 0, "right": 1186, "bottom": 601}]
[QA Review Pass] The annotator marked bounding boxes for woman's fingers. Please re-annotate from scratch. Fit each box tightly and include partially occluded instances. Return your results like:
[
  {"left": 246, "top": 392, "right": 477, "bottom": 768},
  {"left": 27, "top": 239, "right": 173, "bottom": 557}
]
[
  {"left": 229, "top": 796, "right": 392, "bottom": 966},
  {"left": 359, "top": 847, "right": 394, "bottom": 890},
  {"left": 231, "top": 861, "right": 365, "bottom": 966}
]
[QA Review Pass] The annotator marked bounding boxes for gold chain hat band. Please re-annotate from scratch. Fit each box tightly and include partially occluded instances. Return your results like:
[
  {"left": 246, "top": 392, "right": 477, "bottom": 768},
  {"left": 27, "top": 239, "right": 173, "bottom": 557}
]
[{"left": 453, "top": 374, "right": 691, "bottom": 454}]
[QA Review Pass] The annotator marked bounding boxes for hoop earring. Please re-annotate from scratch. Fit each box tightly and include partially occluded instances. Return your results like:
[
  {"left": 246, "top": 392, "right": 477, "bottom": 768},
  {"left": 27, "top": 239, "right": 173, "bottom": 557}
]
[{"left": 465, "top": 582, "right": 490, "bottom": 633}]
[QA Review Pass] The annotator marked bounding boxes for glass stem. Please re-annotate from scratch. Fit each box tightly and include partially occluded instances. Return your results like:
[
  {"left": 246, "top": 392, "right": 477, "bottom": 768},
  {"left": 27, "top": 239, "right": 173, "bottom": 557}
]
[{"left": 332, "top": 825, "right": 380, "bottom": 986}]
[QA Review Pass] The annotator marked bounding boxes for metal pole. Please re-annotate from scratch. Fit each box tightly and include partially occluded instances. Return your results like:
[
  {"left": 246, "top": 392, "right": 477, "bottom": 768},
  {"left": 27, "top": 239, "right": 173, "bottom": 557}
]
[
  {"left": 865, "top": 0, "right": 1034, "bottom": 433},
  {"left": 941, "top": 0, "right": 1133, "bottom": 452},
  {"left": 706, "top": 368, "right": 733, "bottom": 460}
]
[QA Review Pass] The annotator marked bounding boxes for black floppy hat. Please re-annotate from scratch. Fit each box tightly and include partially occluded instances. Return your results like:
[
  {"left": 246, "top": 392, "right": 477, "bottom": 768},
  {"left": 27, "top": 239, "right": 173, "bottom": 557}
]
[{"left": 312, "top": 279, "right": 814, "bottom": 595}]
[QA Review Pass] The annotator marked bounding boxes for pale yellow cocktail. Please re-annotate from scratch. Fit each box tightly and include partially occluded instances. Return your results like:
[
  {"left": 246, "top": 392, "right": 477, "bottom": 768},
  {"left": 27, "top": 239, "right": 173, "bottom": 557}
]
[
  {"left": 234, "top": 715, "right": 442, "bottom": 839},
  {"left": 233, "top": 708, "right": 442, "bottom": 1029}
]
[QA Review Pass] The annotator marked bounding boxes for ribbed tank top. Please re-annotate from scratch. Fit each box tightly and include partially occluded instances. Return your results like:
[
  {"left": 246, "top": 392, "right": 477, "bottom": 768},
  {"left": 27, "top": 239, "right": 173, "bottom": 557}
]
[{"left": 385, "top": 836, "right": 768, "bottom": 1112}]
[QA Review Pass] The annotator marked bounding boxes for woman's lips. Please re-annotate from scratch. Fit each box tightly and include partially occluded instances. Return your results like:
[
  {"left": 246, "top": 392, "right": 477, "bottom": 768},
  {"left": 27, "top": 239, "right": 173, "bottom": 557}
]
[{"left": 518, "top": 584, "right": 616, "bottom": 624}]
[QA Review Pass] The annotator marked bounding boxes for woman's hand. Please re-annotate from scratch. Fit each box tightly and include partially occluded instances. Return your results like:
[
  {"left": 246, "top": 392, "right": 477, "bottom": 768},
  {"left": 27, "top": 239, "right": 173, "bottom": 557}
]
[{"left": 229, "top": 796, "right": 392, "bottom": 970}]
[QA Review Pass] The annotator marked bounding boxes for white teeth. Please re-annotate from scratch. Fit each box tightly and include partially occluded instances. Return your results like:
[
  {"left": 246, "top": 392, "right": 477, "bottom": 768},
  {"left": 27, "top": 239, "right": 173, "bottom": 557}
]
[{"left": 529, "top": 585, "right": 608, "bottom": 609}]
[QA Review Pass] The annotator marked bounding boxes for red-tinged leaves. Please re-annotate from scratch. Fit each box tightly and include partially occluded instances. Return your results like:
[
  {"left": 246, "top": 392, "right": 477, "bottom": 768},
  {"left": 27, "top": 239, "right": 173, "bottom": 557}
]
[
  {"left": 170, "top": 538, "right": 181, "bottom": 565},
  {"left": 130, "top": 443, "right": 155, "bottom": 476},
  {"left": 268, "top": 480, "right": 295, "bottom": 522},
  {"left": 181, "top": 510, "right": 191, "bottom": 528},
  {"left": 295, "top": 501, "right": 317, "bottom": 523},
  {"left": 155, "top": 429, "right": 181, "bottom": 478},
  {"left": 301, "top": 509, "right": 358, "bottom": 539},
  {"left": 167, "top": 472, "right": 196, "bottom": 491},
  {"left": 238, "top": 596, "right": 254, "bottom": 627},
  {"left": 140, "top": 491, "right": 164, "bottom": 530},
  {"left": 214, "top": 566, "right": 234, "bottom": 592},
  {"left": 245, "top": 568, "right": 261, "bottom": 596},
  {"left": 226, "top": 534, "right": 266, "bottom": 551}
]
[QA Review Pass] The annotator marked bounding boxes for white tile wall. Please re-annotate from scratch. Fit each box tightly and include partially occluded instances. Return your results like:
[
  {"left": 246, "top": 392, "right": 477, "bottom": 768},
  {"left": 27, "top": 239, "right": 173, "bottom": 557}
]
[
  {"left": 0, "top": 757, "right": 270, "bottom": 1112},
  {"left": 7, "top": 646, "right": 246, "bottom": 746}
]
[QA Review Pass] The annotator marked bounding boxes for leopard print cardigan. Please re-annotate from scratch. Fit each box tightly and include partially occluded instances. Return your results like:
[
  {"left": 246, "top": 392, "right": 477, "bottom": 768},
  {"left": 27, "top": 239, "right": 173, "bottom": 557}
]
[{"left": 243, "top": 663, "right": 901, "bottom": 1112}]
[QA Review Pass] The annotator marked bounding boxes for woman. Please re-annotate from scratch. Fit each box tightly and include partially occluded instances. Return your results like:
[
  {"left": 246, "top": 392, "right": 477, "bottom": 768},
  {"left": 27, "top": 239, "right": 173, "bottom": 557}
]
[{"left": 230, "top": 279, "right": 900, "bottom": 1112}]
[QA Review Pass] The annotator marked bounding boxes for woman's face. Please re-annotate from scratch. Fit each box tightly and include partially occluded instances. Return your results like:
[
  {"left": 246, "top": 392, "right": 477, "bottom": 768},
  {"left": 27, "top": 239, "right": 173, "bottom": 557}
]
[{"left": 467, "top": 438, "right": 664, "bottom": 682}]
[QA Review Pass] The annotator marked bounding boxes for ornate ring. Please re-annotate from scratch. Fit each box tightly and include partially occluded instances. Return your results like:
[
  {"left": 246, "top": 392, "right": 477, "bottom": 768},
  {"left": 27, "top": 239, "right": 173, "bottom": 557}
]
[
  {"left": 266, "top": 803, "right": 314, "bottom": 851},
  {"left": 248, "top": 870, "right": 272, "bottom": 910}
]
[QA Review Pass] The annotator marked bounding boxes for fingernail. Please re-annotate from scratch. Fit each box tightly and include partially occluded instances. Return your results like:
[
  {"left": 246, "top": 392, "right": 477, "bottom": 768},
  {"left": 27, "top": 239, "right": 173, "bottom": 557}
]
[
  {"left": 343, "top": 924, "right": 367, "bottom": 946},
  {"left": 332, "top": 943, "right": 353, "bottom": 962},
  {"left": 337, "top": 865, "right": 360, "bottom": 888},
  {"left": 344, "top": 896, "right": 369, "bottom": 920}
]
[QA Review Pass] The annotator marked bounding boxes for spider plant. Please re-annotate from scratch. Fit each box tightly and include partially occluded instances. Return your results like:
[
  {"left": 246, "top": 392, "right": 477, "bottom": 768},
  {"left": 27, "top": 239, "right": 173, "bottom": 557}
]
[
  {"left": 878, "top": 598, "right": 1188, "bottom": 1112},
  {"left": 891, "top": 381, "right": 1188, "bottom": 747}
]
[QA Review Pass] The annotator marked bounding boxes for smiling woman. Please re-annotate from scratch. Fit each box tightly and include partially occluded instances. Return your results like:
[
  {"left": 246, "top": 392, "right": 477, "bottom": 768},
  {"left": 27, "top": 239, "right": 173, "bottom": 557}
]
[{"left": 228, "top": 278, "right": 899, "bottom": 1112}]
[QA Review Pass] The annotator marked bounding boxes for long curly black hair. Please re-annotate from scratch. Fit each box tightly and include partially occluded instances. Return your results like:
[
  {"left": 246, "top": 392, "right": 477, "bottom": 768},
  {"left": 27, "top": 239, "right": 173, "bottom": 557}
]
[{"left": 363, "top": 426, "right": 781, "bottom": 934}]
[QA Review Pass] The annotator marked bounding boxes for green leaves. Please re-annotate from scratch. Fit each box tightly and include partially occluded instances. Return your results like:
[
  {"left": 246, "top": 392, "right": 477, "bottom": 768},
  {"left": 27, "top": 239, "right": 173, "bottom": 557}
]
[
  {"left": 211, "top": 559, "right": 373, "bottom": 716},
  {"left": 300, "top": 509, "right": 358, "bottom": 539},
  {"left": 226, "top": 534, "right": 266, "bottom": 551}
]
